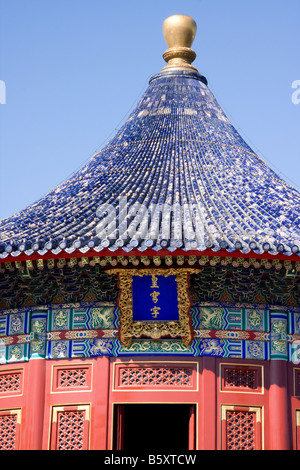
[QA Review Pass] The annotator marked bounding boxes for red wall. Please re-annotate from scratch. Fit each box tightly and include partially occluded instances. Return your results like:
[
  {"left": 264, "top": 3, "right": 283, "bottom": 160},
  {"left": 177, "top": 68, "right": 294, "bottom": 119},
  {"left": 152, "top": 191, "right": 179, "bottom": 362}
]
[{"left": 0, "top": 356, "right": 299, "bottom": 450}]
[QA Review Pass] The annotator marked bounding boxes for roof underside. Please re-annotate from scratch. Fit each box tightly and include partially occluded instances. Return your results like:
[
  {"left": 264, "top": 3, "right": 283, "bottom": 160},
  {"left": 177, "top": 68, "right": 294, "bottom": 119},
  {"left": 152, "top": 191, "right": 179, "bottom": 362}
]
[{"left": 1, "top": 70, "right": 300, "bottom": 259}]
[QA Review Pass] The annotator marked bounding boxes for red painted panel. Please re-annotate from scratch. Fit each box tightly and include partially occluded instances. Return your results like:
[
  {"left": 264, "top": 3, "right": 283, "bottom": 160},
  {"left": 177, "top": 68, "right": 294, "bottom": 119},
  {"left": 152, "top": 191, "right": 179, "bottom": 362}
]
[
  {"left": 221, "top": 364, "right": 262, "bottom": 393},
  {"left": 0, "top": 368, "right": 23, "bottom": 396},
  {"left": 217, "top": 359, "right": 269, "bottom": 449},
  {"left": 52, "top": 364, "right": 92, "bottom": 392},
  {"left": 114, "top": 361, "right": 197, "bottom": 390},
  {"left": 42, "top": 356, "right": 110, "bottom": 450}
]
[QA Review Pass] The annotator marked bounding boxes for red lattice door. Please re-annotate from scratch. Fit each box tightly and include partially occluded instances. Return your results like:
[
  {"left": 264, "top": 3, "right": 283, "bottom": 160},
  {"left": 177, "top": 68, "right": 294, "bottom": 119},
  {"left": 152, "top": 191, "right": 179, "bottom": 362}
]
[
  {"left": 221, "top": 405, "right": 262, "bottom": 450},
  {"left": 0, "top": 410, "right": 21, "bottom": 450},
  {"left": 50, "top": 405, "right": 90, "bottom": 450}
]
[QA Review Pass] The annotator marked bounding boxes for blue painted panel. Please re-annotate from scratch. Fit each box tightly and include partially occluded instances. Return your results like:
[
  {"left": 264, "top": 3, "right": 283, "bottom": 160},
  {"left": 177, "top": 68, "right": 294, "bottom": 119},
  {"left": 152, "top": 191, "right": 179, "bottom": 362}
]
[{"left": 132, "top": 275, "right": 179, "bottom": 322}]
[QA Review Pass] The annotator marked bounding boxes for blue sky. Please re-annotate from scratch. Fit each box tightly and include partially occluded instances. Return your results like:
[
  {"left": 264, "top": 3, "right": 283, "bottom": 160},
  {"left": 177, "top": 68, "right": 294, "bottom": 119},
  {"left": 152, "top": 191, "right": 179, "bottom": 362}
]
[{"left": 0, "top": 0, "right": 299, "bottom": 221}]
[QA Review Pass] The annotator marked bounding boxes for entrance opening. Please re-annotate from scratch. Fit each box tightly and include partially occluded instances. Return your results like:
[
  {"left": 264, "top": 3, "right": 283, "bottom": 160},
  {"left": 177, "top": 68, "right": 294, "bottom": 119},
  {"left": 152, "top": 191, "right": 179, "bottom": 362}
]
[{"left": 113, "top": 404, "right": 195, "bottom": 451}]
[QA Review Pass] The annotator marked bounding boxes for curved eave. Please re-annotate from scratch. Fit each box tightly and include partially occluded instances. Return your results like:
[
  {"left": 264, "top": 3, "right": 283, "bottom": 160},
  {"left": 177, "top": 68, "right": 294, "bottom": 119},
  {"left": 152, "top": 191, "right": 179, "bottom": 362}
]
[{"left": 1, "top": 246, "right": 300, "bottom": 265}]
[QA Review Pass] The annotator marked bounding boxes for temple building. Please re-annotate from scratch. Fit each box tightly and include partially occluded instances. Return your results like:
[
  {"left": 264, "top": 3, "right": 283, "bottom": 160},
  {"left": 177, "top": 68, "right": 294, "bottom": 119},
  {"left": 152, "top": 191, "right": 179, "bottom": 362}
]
[{"left": 0, "top": 15, "right": 300, "bottom": 451}]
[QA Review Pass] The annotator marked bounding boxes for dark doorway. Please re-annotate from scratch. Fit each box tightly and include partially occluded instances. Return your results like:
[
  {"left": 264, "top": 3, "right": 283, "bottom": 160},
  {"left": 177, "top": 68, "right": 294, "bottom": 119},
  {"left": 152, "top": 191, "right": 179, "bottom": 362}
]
[{"left": 113, "top": 404, "right": 195, "bottom": 451}]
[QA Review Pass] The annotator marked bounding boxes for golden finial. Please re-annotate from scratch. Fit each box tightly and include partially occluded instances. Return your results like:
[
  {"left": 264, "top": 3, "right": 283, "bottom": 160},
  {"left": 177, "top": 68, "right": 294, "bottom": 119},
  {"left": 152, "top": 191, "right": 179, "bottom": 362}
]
[{"left": 161, "top": 15, "right": 198, "bottom": 72}]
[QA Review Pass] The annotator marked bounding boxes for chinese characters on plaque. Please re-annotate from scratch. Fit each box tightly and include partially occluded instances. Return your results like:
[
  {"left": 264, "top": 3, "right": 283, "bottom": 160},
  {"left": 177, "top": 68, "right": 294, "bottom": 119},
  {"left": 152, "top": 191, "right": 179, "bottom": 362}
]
[{"left": 132, "top": 274, "right": 179, "bottom": 322}]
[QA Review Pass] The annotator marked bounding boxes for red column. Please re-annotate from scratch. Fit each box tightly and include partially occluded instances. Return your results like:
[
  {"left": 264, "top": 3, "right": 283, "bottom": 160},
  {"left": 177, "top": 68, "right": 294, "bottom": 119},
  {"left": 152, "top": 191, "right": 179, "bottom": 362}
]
[
  {"left": 199, "top": 357, "right": 216, "bottom": 450},
  {"left": 268, "top": 360, "right": 291, "bottom": 450},
  {"left": 90, "top": 356, "right": 111, "bottom": 450},
  {"left": 23, "top": 358, "right": 46, "bottom": 450}
]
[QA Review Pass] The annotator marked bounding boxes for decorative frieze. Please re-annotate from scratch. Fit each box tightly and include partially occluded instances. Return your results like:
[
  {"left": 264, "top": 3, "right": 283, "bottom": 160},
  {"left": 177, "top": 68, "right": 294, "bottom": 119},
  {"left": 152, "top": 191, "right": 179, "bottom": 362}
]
[{"left": 0, "top": 303, "right": 299, "bottom": 363}]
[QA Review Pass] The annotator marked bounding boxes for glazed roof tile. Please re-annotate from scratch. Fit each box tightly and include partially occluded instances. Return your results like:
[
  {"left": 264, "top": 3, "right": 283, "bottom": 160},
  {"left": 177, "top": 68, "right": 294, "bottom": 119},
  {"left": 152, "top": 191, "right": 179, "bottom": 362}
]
[{"left": 1, "top": 18, "right": 300, "bottom": 259}]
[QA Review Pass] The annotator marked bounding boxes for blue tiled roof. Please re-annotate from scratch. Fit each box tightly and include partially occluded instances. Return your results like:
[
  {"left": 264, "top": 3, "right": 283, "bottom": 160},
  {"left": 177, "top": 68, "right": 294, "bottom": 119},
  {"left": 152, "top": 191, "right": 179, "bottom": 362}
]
[{"left": 1, "top": 69, "right": 300, "bottom": 258}]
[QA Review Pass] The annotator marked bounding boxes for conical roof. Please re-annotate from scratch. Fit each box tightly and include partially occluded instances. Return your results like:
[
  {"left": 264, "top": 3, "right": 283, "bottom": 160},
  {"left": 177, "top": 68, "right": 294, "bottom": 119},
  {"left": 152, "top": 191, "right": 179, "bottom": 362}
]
[{"left": 1, "top": 15, "right": 300, "bottom": 259}]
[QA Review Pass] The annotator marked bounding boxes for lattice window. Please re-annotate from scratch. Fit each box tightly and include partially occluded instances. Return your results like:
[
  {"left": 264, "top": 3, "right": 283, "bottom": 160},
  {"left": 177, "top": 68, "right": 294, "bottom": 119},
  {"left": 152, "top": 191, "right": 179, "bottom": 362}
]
[
  {"left": 222, "top": 406, "right": 261, "bottom": 450},
  {"left": 225, "top": 368, "right": 256, "bottom": 389},
  {"left": 58, "top": 369, "right": 87, "bottom": 388},
  {"left": 226, "top": 410, "right": 255, "bottom": 450},
  {"left": 119, "top": 366, "right": 193, "bottom": 387},
  {"left": 0, "top": 410, "right": 21, "bottom": 450},
  {"left": 221, "top": 364, "right": 262, "bottom": 392},
  {"left": 57, "top": 410, "right": 85, "bottom": 450},
  {"left": 0, "top": 370, "right": 22, "bottom": 395},
  {"left": 50, "top": 406, "right": 89, "bottom": 450},
  {"left": 52, "top": 365, "right": 92, "bottom": 392}
]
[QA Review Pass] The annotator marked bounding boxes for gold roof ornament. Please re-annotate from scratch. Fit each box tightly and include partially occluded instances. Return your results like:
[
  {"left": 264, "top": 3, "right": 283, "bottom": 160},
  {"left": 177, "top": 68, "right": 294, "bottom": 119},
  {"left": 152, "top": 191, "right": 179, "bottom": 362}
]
[{"left": 161, "top": 14, "right": 199, "bottom": 73}]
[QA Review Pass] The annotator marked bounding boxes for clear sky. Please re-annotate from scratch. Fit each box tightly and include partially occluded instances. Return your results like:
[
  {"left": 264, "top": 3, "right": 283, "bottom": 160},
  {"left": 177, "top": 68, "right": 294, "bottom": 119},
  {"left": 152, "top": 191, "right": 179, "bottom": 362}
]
[{"left": 0, "top": 0, "right": 299, "bottom": 221}]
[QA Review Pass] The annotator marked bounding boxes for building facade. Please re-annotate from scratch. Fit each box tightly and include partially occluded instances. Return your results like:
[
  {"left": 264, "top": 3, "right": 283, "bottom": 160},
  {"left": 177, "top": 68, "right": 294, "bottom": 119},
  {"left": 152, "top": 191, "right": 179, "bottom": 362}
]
[{"left": 0, "top": 15, "right": 300, "bottom": 450}]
